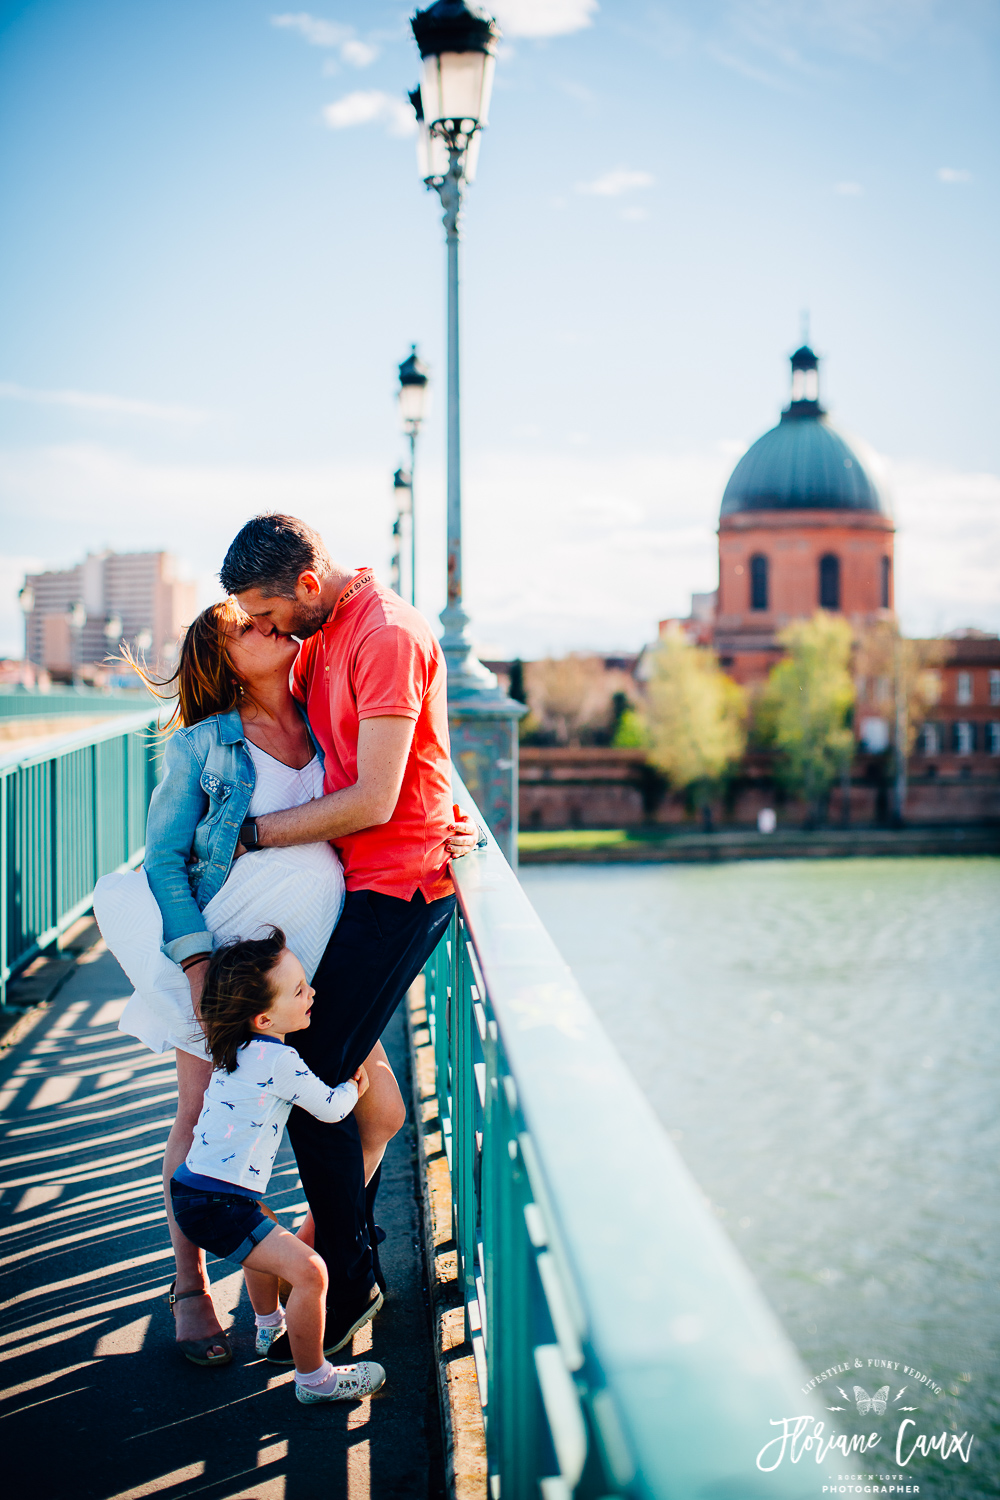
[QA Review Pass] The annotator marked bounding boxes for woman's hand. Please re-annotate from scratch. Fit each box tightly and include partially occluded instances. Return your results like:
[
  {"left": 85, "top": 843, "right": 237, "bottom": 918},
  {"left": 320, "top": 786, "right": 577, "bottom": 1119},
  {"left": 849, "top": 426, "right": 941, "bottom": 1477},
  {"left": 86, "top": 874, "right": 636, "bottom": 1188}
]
[
  {"left": 353, "top": 1063, "right": 370, "bottom": 1100},
  {"left": 447, "top": 804, "right": 481, "bottom": 859}
]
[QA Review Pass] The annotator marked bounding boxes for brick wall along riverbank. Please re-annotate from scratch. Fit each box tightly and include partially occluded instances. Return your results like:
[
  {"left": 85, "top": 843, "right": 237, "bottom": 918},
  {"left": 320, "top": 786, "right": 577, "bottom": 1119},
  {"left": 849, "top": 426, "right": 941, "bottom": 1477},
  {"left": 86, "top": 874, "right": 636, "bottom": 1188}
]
[{"left": 518, "top": 747, "right": 1000, "bottom": 831}]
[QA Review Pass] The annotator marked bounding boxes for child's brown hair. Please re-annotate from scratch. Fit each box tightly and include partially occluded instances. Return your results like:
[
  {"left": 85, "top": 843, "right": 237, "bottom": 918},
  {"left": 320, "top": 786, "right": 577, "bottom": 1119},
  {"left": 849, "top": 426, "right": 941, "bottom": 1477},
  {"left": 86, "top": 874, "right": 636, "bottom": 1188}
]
[{"left": 201, "top": 928, "right": 286, "bottom": 1072}]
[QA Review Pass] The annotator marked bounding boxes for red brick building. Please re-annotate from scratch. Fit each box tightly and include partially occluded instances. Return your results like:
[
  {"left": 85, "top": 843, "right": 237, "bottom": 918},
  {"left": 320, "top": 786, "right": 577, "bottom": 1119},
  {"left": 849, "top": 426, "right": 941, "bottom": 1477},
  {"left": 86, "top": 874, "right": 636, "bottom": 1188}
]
[{"left": 711, "top": 344, "right": 895, "bottom": 684}]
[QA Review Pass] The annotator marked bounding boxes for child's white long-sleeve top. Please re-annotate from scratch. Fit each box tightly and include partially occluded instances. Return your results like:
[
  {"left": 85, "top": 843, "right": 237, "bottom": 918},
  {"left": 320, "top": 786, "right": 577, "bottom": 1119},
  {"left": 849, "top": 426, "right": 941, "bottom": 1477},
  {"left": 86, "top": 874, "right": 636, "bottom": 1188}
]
[{"left": 183, "top": 1035, "right": 358, "bottom": 1194}]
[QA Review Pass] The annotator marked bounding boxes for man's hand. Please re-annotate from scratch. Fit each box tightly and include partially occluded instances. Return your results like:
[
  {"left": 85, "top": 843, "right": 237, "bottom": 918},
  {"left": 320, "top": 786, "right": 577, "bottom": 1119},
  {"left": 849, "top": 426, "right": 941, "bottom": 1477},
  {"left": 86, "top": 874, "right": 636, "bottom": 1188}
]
[
  {"left": 447, "top": 804, "right": 481, "bottom": 859},
  {"left": 353, "top": 1063, "right": 370, "bottom": 1100},
  {"left": 184, "top": 958, "right": 210, "bottom": 1025}
]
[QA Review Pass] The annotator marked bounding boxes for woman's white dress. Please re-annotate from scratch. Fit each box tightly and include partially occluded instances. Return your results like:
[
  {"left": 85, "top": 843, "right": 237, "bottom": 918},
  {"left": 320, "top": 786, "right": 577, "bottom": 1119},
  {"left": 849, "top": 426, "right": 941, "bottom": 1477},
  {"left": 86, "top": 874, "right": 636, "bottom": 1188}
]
[{"left": 94, "top": 744, "right": 345, "bottom": 1061}]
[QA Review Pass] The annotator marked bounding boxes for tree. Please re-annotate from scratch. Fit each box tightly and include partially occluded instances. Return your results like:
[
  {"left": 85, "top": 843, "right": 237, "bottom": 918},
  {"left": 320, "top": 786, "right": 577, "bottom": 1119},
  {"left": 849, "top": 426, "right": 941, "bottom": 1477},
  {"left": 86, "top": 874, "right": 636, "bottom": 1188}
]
[
  {"left": 524, "top": 654, "right": 612, "bottom": 744},
  {"left": 854, "top": 622, "right": 944, "bottom": 821},
  {"left": 758, "top": 612, "right": 855, "bottom": 825},
  {"left": 643, "top": 627, "right": 747, "bottom": 828}
]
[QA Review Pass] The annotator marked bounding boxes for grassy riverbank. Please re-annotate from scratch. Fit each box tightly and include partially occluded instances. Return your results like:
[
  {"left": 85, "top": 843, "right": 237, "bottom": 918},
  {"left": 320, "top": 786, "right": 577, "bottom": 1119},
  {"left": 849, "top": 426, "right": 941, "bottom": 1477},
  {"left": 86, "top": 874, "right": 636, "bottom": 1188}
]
[{"left": 518, "top": 824, "right": 1000, "bottom": 863}]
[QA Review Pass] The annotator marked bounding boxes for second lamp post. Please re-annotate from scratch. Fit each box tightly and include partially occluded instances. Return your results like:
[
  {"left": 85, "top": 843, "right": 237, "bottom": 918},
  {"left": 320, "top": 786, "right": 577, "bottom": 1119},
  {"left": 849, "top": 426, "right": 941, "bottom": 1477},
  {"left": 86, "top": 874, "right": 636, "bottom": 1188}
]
[{"left": 396, "top": 344, "right": 429, "bottom": 607}]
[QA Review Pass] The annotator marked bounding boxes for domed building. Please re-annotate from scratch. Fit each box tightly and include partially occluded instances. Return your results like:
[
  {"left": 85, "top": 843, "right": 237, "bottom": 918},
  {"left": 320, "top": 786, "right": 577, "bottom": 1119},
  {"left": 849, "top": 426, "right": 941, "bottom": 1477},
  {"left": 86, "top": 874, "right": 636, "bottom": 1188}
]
[{"left": 712, "top": 344, "right": 895, "bottom": 684}]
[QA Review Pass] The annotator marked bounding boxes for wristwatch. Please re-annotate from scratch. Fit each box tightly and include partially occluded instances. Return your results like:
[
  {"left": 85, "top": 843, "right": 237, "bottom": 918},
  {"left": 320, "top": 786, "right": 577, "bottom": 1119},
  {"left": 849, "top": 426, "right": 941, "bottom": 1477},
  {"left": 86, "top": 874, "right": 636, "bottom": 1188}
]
[{"left": 240, "top": 818, "right": 260, "bottom": 851}]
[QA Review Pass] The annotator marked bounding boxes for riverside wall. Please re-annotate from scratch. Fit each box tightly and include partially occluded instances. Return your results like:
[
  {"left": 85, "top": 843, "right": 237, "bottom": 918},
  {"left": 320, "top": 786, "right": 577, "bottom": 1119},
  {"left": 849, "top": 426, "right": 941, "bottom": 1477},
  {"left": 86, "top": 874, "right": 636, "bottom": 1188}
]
[{"left": 518, "top": 746, "right": 1000, "bottom": 831}]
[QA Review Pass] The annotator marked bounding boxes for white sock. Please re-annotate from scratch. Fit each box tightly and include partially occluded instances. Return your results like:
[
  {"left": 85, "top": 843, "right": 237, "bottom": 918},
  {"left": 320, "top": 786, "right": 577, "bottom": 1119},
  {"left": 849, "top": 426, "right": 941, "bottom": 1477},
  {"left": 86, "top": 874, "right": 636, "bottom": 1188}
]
[
  {"left": 255, "top": 1308, "right": 285, "bottom": 1329},
  {"left": 294, "top": 1360, "right": 338, "bottom": 1392}
]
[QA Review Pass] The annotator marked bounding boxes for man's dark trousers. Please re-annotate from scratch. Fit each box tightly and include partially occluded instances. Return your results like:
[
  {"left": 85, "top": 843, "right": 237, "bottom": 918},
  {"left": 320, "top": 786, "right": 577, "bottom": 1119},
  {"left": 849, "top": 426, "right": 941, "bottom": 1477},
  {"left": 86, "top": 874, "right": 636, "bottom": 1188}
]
[{"left": 286, "top": 887, "right": 455, "bottom": 1313}]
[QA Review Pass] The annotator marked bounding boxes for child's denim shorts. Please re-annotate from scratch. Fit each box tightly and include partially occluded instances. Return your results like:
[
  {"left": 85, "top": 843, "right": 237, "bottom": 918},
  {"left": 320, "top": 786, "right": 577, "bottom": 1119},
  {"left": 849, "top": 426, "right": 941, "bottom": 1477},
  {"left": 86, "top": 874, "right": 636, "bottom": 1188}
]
[{"left": 170, "top": 1178, "right": 278, "bottom": 1265}]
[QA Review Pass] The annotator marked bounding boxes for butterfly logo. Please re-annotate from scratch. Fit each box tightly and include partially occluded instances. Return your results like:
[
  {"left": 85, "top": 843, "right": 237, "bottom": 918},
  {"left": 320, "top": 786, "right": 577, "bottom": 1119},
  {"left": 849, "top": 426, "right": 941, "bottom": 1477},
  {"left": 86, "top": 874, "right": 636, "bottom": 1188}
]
[
  {"left": 257, "top": 1077, "right": 275, "bottom": 1089},
  {"left": 295, "top": 1068, "right": 309, "bottom": 1077},
  {"left": 272, "top": 1123, "right": 279, "bottom": 1135},
  {"left": 248, "top": 1164, "right": 261, "bottom": 1176},
  {"left": 220, "top": 1100, "right": 235, "bottom": 1111},
  {"left": 221, "top": 1152, "right": 236, "bottom": 1164},
  {"left": 200, "top": 1132, "right": 208, "bottom": 1146},
  {"left": 854, "top": 1385, "right": 889, "bottom": 1416}
]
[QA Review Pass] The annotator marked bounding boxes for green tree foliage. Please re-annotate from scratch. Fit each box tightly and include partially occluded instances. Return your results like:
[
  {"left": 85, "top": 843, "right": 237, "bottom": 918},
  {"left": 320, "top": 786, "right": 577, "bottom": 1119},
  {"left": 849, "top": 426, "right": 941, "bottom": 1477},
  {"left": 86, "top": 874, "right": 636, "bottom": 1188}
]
[
  {"left": 644, "top": 628, "right": 747, "bottom": 824},
  {"left": 612, "top": 707, "right": 647, "bottom": 747},
  {"left": 758, "top": 612, "right": 855, "bottom": 820}
]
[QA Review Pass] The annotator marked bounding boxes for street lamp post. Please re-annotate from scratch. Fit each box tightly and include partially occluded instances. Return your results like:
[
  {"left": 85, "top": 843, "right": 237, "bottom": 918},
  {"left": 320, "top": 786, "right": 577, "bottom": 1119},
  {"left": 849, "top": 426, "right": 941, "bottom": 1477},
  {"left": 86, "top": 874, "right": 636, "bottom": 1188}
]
[
  {"left": 397, "top": 345, "right": 429, "bottom": 607},
  {"left": 410, "top": 0, "right": 526, "bottom": 863},
  {"left": 390, "top": 468, "right": 410, "bottom": 599}
]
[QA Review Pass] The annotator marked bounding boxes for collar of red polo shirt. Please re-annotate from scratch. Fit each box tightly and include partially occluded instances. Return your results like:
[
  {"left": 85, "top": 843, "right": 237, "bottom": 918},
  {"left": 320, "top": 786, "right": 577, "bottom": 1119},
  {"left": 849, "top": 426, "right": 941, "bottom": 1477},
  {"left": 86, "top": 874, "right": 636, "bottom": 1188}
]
[{"left": 327, "top": 568, "right": 374, "bottom": 625}]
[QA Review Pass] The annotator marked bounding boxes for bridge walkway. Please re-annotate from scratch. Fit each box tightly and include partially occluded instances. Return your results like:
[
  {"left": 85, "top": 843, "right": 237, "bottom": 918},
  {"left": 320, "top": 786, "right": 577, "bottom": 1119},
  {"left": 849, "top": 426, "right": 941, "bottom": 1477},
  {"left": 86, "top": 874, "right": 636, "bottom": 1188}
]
[{"left": 0, "top": 926, "right": 445, "bottom": 1500}]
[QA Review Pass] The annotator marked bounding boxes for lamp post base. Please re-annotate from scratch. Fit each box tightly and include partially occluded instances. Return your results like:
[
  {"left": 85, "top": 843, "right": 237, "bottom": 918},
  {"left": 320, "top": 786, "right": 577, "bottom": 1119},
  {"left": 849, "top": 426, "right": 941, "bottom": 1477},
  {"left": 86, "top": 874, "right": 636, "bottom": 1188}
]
[{"left": 449, "top": 696, "right": 526, "bottom": 868}]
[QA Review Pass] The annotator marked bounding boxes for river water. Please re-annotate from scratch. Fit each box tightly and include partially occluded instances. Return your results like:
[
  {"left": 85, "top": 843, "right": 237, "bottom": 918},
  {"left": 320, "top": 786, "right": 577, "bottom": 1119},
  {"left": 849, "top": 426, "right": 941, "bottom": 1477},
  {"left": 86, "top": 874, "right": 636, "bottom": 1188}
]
[{"left": 520, "top": 857, "right": 1000, "bottom": 1498}]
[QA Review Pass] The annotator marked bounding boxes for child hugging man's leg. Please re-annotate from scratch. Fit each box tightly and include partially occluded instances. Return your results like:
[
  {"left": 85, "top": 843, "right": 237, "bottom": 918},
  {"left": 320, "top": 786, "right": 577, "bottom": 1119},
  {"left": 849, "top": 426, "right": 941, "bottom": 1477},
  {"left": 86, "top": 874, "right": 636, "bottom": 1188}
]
[{"left": 168, "top": 928, "right": 385, "bottom": 1403}]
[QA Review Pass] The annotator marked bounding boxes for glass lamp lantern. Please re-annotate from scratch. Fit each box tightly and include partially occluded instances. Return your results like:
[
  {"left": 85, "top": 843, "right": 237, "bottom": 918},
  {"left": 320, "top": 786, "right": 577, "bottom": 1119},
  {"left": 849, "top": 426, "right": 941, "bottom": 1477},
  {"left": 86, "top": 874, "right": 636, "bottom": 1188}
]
[
  {"left": 398, "top": 345, "right": 430, "bottom": 432},
  {"left": 410, "top": 87, "right": 450, "bottom": 184},
  {"left": 411, "top": 2, "right": 500, "bottom": 156}
]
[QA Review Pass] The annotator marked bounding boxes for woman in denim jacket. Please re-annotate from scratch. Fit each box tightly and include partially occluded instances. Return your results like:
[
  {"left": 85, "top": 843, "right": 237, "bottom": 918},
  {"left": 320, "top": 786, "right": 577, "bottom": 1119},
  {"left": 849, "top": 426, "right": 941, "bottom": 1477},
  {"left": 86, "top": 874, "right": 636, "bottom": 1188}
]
[{"left": 96, "top": 600, "right": 421, "bottom": 1366}]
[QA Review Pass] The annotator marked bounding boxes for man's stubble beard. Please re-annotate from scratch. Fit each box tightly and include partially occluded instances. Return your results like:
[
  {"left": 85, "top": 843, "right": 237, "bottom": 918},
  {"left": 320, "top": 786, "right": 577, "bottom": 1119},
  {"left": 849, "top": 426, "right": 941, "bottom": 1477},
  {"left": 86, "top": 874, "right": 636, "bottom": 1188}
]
[{"left": 288, "top": 597, "right": 331, "bottom": 640}]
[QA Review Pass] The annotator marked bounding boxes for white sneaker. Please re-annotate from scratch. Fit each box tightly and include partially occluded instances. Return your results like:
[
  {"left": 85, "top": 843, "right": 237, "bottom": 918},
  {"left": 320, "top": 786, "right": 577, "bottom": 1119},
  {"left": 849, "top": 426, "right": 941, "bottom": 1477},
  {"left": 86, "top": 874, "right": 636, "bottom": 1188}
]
[
  {"left": 295, "top": 1361, "right": 387, "bottom": 1403},
  {"left": 255, "top": 1322, "right": 286, "bottom": 1356}
]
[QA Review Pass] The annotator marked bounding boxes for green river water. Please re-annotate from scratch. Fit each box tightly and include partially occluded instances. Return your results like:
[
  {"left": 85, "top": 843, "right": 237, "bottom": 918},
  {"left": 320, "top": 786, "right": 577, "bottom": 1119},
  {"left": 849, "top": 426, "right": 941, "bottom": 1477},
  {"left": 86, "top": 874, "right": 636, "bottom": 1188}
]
[{"left": 520, "top": 857, "right": 1000, "bottom": 1499}]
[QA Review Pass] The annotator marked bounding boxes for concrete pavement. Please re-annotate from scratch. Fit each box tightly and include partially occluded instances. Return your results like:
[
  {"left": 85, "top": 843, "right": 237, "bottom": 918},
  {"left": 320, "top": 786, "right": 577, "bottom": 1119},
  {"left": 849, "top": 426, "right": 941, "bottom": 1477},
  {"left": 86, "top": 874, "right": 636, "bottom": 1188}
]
[{"left": 0, "top": 930, "right": 445, "bottom": 1500}]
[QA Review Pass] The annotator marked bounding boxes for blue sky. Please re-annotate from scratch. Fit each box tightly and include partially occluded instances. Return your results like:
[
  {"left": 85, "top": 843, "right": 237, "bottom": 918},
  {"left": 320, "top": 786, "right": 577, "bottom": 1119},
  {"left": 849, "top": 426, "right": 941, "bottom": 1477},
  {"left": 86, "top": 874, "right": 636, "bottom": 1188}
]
[{"left": 1, "top": 0, "right": 997, "bottom": 656}]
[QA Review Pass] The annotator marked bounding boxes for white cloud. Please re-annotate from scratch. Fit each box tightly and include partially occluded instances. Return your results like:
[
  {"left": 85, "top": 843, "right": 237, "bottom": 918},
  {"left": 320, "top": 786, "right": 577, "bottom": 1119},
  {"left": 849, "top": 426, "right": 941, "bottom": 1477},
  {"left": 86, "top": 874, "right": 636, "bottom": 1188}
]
[
  {"left": 886, "top": 458, "right": 1000, "bottom": 638},
  {"left": 271, "top": 13, "right": 351, "bottom": 48},
  {"left": 576, "top": 168, "right": 654, "bottom": 197},
  {"left": 937, "top": 167, "right": 971, "bottom": 184},
  {"left": 1, "top": 442, "right": 996, "bottom": 661},
  {"left": 620, "top": 205, "right": 648, "bottom": 222},
  {"left": 0, "top": 382, "right": 206, "bottom": 423},
  {"left": 340, "top": 39, "right": 379, "bottom": 68},
  {"left": 493, "top": 0, "right": 598, "bottom": 38},
  {"left": 835, "top": 180, "right": 863, "bottom": 195},
  {"left": 271, "top": 13, "right": 378, "bottom": 68},
  {"left": 322, "top": 91, "right": 416, "bottom": 137}
]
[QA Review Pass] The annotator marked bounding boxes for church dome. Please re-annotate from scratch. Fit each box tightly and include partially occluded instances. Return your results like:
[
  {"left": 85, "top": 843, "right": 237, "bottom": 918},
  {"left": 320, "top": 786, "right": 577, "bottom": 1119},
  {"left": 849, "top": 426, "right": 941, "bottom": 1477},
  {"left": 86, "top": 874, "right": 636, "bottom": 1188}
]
[{"left": 720, "top": 345, "right": 886, "bottom": 517}]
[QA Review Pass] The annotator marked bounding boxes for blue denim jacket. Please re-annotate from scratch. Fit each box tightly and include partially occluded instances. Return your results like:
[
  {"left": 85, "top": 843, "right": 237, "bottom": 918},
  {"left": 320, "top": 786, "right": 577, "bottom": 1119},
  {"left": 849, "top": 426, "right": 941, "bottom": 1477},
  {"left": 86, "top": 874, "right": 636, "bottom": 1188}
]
[{"left": 144, "top": 708, "right": 323, "bottom": 965}]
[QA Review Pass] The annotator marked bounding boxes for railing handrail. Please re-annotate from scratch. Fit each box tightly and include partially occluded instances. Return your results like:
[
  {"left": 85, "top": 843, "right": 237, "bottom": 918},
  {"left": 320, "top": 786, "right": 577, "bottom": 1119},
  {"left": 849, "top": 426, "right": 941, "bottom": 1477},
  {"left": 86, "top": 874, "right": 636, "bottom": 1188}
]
[
  {"left": 1, "top": 711, "right": 161, "bottom": 1002},
  {"left": 0, "top": 709, "right": 162, "bottom": 776},
  {"left": 444, "top": 768, "right": 819, "bottom": 1495}
]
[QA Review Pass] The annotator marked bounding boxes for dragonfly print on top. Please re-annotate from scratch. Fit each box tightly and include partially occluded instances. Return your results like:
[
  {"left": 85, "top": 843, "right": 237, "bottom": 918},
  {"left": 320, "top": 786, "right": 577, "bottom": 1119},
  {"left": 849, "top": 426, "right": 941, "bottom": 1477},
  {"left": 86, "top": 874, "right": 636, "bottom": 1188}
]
[{"left": 184, "top": 1035, "right": 358, "bottom": 1195}]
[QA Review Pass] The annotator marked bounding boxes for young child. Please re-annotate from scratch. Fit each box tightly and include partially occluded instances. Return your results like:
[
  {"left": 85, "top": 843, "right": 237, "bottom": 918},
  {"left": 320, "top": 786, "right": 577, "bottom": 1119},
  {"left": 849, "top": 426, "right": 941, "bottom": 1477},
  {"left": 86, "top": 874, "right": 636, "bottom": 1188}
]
[{"left": 170, "top": 926, "right": 385, "bottom": 1404}]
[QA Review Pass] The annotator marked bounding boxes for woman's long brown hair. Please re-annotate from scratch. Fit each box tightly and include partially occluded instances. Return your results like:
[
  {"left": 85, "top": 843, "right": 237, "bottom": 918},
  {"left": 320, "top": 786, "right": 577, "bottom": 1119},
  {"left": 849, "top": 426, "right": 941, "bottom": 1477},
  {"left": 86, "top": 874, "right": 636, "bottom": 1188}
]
[{"left": 122, "top": 598, "right": 256, "bottom": 731}]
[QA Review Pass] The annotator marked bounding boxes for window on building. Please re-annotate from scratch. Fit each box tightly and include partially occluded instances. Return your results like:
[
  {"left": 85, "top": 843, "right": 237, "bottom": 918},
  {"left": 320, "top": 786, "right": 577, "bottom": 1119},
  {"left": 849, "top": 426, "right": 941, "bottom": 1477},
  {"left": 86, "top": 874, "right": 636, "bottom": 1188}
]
[
  {"left": 952, "top": 722, "right": 975, "bottom": 755},
  {"left": 990, "top": 669, "right": 1000, "bottom": 705},
  {"left": 819, "top": 553, "right": 840, "bottom": 610},
  {"left": 957, "top": 671, "right": 973, "bottom": 705},
  {"left": 750, "top": 554, "right": 769, "bottom": 610},
  {"left": 920, "top": 723, "right": 940, "bottom": 755},
  {"left": 880, "top": 555, "right": 891, "bottom": 609},
  {"left": 986, "top": 722, "right": 1000, "bottom": 756}
]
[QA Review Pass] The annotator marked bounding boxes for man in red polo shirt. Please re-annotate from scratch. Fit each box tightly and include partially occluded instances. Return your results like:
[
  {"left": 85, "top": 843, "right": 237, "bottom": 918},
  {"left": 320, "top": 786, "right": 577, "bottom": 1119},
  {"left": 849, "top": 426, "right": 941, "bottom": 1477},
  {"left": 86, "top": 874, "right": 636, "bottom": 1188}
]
[{"left": 219, "top": 513, "right": 476, "bottom": 1356}]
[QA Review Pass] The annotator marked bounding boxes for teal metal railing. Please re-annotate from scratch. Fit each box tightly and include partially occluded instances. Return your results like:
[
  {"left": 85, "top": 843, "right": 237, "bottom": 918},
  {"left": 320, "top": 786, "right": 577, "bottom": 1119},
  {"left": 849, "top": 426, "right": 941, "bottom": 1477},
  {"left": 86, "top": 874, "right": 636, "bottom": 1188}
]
[
  {"left": 0, "top": 712, "right": 160, "bottom": 1004},
  {"left": 424, "top": 774, "right": 821, "bottom": 1499},
  {"left": 0, "top": 687, "right": 151, "bottom": 718}
]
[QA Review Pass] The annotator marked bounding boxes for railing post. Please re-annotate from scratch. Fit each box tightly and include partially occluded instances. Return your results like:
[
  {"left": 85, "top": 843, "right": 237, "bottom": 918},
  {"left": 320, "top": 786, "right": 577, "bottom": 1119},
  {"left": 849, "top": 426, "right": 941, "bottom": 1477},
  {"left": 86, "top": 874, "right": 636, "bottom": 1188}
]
[{"left": 0, "top": 773, "right": 8, "bottom": 1009}]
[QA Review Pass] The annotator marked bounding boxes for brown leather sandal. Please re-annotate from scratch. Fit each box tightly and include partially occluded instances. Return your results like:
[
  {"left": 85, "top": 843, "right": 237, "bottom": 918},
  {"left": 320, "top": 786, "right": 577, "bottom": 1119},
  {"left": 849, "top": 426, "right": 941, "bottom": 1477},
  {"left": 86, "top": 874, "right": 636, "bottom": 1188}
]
[{"left": 167, "top": 1281, "right": 233, "bottom": 1367}]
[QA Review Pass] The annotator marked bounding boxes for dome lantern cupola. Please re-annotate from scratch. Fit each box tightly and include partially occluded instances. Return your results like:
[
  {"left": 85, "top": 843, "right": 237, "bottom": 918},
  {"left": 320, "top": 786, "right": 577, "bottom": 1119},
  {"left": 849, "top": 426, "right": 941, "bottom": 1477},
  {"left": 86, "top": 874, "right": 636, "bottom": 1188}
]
[
  {"left": 719, "top": 340, "right": 886, "bottom": 517},
  {"left": 786, "top": 344, "right": 823, "bottom": 418}
]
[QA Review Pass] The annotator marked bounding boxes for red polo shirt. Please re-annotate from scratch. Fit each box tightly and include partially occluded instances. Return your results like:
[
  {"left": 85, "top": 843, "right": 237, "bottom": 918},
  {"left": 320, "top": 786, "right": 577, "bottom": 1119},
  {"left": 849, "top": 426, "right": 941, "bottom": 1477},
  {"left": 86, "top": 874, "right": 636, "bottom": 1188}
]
[{"left": 292, "top": 569, "right": 454, "bottom": 901}]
